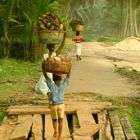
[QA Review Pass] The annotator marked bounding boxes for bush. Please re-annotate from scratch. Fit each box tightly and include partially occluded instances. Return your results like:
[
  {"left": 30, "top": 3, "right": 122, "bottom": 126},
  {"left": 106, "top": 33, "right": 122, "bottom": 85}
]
[
  {"left": 0, "top": 112, "right": 6, "bottom": 124},
  {"left": 0, "top": 43, "right": 4, "bottom": 58}
]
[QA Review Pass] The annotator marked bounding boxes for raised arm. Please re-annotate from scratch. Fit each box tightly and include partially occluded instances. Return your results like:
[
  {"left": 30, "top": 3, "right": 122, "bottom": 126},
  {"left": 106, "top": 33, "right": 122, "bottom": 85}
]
[
  {"left": 67, "top": 65, "right": 71, "bottom": 78},
  {"left": 55, "top": 27, "right": 66, "bottom": 56},
  {"left": 42, "top": 60, "right": 49, "bottom": 80}
]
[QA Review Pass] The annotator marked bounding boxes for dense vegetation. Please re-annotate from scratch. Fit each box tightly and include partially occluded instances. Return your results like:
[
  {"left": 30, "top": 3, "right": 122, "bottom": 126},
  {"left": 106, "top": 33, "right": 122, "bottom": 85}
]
[{"left": 1, "top": 0, "right": 140, "bottom": 60}]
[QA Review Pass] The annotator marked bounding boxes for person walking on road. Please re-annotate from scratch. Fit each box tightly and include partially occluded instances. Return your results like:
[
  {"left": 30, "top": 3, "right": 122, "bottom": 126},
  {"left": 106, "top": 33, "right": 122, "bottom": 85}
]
[{"left": 72, "top": 31, "right": 84, "bottom": 61}]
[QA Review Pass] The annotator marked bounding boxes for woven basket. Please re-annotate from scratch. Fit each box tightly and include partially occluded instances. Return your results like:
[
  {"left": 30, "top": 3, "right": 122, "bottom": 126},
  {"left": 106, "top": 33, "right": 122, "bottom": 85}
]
[
  {"left": 44, "top": 60, "right": 71, "bottom": 74},
  {"left": 70, "top": 24, "right": 84, "bottom": 32},
  {"left": 38, "top": 30, "right": 64, "bottom": 44}
]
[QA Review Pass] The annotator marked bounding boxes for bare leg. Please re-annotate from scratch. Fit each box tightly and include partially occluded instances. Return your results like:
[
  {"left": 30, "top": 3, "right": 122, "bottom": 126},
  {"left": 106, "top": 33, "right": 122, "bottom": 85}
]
[
  {"left": 57, "top": 118, "right": 63, "bottom": 140},
  {"left": 52, "top": 119, "right": 58, "bottom": 137},
  {"left": 47, "top": 92, "right": 51, "bottom": 108},
  {"left": 79, "top": 55, "right": 81, "bottom": 60},
  {"left": 76, "top": 55, "right": 79, "bottom": 61}
]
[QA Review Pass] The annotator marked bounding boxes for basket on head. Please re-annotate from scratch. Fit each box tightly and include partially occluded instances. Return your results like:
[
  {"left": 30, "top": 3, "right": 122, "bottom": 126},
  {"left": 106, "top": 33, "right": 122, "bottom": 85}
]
[
  {"left": 69, "top": 20, "right": 85, "bottom": 32},
  {"left": 75, "top": 24, "right": 84, "bottom": 32},
  {"left": 43, "top": 57, "right": 71, "bottom": 74},
  {"left": 37, "top": 13, "right": 65, "bottom": 44},
  {"left": 38, "top": 30, "right": 64, "bottom": 44}
]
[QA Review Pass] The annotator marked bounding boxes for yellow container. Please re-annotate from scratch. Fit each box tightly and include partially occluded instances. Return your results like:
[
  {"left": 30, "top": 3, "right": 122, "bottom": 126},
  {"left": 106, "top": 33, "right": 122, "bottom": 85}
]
[{"left": 76, "top": 24, "right": 84, "bottom": 32}]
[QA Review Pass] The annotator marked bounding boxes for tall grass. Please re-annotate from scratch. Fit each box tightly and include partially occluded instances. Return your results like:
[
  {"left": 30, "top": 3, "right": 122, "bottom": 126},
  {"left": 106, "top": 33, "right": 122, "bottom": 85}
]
[
  {"left": 0, "top": 38, "right": 73, "bottom": 95},
  {"left": 0, "top": 59, "right": 41, "bottom": 95},
  {"left": 0, "top": 112, "right": 6, "bottom": 124}
]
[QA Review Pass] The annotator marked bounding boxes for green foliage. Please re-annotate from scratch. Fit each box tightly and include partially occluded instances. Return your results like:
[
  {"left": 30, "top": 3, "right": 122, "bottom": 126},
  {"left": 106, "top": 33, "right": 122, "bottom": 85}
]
[
  {"left": 116, "top": 106, "right": 140, "bottom": 139},
  {"left": 115, "top": 67, "right": 140, "bottom": 80},
  {"left": 97, "top": 36, "right": 121, "bottom": 43},
  {"left": 61, "top": 38, "right": 73, "bottom": 54},
  {"left": 1, "top": 0, "right": 140, "bottom": 59},
  {"left": 0, "top": 59, "right": 41, "bottom": 94},
  {"left": 0, "top": 0, "right": 50, "bottom": 59},
  {"left": 99, "top": 96, "right": 140, "bottom": 139},
  {"left": 127, "top": 106, "right": 140, "bottom": 139},
  {"left": 0, "top": 112, "right": 6, "bottom": 124},
  {"left": 0, "top": 38, "right": 72, "bottom": 94}
]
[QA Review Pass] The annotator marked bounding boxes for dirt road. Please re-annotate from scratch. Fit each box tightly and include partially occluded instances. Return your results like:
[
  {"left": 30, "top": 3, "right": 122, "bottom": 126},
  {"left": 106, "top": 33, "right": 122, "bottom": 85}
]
[{"left": 66, "top": 42, "right": 140, "bottom": 97}]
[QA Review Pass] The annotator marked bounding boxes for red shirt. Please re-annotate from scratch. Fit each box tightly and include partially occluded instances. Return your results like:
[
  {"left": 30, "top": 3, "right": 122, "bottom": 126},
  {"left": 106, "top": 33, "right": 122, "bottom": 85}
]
[{"left": 73, "top": 35, "right": 84, "bottom": 43}]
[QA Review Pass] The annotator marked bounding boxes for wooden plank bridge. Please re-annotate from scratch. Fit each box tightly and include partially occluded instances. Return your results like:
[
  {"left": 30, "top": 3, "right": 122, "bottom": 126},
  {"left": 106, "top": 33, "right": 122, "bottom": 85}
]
[{"left": 0, "top": 102, "right": 137, "bottom": 140}]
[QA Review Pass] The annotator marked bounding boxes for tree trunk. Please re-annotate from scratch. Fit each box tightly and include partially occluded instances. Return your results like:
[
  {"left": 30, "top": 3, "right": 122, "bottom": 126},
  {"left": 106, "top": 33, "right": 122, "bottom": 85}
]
[
  {"left": 123, "top": 9, "right": 129, "bottom": 38},
  {"left": 129, "top": 0, "right": 134, "bottom": 35},
  {"left": 4, "top": 46, "right": 10, "bottom": 59},
  {"left": 133, "top": 7, "right": 139, "bottom": 36},
  {"left": 129, "top": 0, "right": 138, "bottom": 36}
]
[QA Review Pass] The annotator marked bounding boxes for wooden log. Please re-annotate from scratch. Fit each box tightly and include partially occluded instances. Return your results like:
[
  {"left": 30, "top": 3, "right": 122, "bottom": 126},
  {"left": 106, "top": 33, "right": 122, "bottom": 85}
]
[
  {"left": 91, "top": 105, "right": 128, "bottom": 112},
  {"left": 73, "top": 136, "right": 92, "bottom": 140},
  {"left": 9, "top": 115, "right": 33, "bottom": 140},
  {"left": 7, "top": 106, "right": 50, "bottom": 115},
  {"left": 65, "top": 102, "right": 112, "bottom": 110},
  {"left": 120, "top": 117, "right": 137, "bottom": 140},
  {"left": 6, "top": 102, "right": 113, "bottom": 115},
  {"left": 65, "top": 106, "right": 76, "bottom": 115},
  {"left": 7, "top": 105, "right": 50, "bottom": 109},
  {"left": 7, "top": 104, "right": 127, "bottom": 115},
  {"left": 108, "top": 111, "right": 125, "bottom": 140},
  {"left": 72, "top": 114, "right": 79, "bottom": 132},
  {"left": 73, "top": 125, "right": 100, "bottom": 137},
  {"left": 66, "top": 101, "right": 112, "bottom": 106},
  {"left": 105, "top": 119, "right": 113, "bottom": 140},
  {"left": 62, "top": 115, "right": 70, "bottom": 138},
  {"left": 98, "top": 111, "right": 107, "bottom": 140},
  {"left": 32, "top": 114, "right": 43, "bottom": 140},
  {"left": 7, "top": 105, "right": 76, "bottom": 115},
  {"left": 98, "top": 111, "right": 113, "bottom": 140},
  {"left": 77, "top": 110, "right": 97, "bottom": 126},
  {"left": 0, "top": 117, "right": 16, "bottom": 140},
  {"left": 73, "top": 110, "right": 100, "bottom": 136},
  {"left": 45, "top": 114, "right": 54, "bottom": 139}
]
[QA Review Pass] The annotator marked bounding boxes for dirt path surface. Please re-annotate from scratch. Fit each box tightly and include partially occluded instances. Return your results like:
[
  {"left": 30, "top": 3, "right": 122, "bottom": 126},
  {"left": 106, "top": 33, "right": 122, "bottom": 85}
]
[{"left": 66, "top": 41, "right": 140, "bottom": 97}]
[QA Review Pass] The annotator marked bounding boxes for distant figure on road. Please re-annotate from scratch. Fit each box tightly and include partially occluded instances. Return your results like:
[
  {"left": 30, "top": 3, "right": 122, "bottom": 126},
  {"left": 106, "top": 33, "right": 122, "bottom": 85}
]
[{"left": 72, "top": 31, "right": 84, "bottom": 61}]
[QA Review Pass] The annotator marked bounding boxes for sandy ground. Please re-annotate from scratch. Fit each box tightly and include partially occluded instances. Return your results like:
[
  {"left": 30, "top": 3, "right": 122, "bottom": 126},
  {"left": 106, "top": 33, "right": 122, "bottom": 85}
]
[{"left": 66, "top": 41, "right": 140, "bottom": 97}]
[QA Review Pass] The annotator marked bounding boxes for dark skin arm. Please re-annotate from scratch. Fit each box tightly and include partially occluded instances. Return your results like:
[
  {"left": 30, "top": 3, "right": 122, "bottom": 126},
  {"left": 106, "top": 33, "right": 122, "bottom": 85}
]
[
  {"left": 42, "top": 60, "right": 71, "bottom": 79},
  {"left": 55, "top": 27, "right": 66, "bottom": 56},
  {"left": 42, "top": 60, "right": 50, "bottom": 80},
  {"left": 67, "top": 65, "right": 71, "bottom": 78}
]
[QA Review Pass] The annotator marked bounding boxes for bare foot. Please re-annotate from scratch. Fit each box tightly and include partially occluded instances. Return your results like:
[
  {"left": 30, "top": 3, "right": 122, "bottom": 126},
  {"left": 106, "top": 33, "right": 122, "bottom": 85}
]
[
  {"left": 57, "top": 136, "right": 62, "bottom": 140},
  {"left": 53, "top": 131, "right": 57, "bottom": 137}
]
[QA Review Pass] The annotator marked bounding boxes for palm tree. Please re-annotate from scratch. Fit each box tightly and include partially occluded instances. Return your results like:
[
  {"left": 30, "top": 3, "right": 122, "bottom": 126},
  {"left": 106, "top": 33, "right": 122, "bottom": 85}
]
[
  {"left": 105, "top": 0, "right": 140, "bottom": 38},
  {"left": 0, "top": 0, "right": 50, "bottom": 60},
  {"left": 62, "top": 0, "right": 95, "bottom": 22},
  {"left": 0, "top": 0, "right": 16, "bottom": 58},
  {"left": 62, "top": 0, "right": 140, "bottom": 39}
]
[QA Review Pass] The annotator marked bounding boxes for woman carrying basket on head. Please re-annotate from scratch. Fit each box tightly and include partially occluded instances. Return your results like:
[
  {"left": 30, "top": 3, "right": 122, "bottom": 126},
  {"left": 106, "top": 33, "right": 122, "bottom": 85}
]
[
  {"left": 35, "top": 27, "right": 66, "bottom": 108},
  {"left": 72, "top": 31, "right": 84, "bottom": 61}
]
